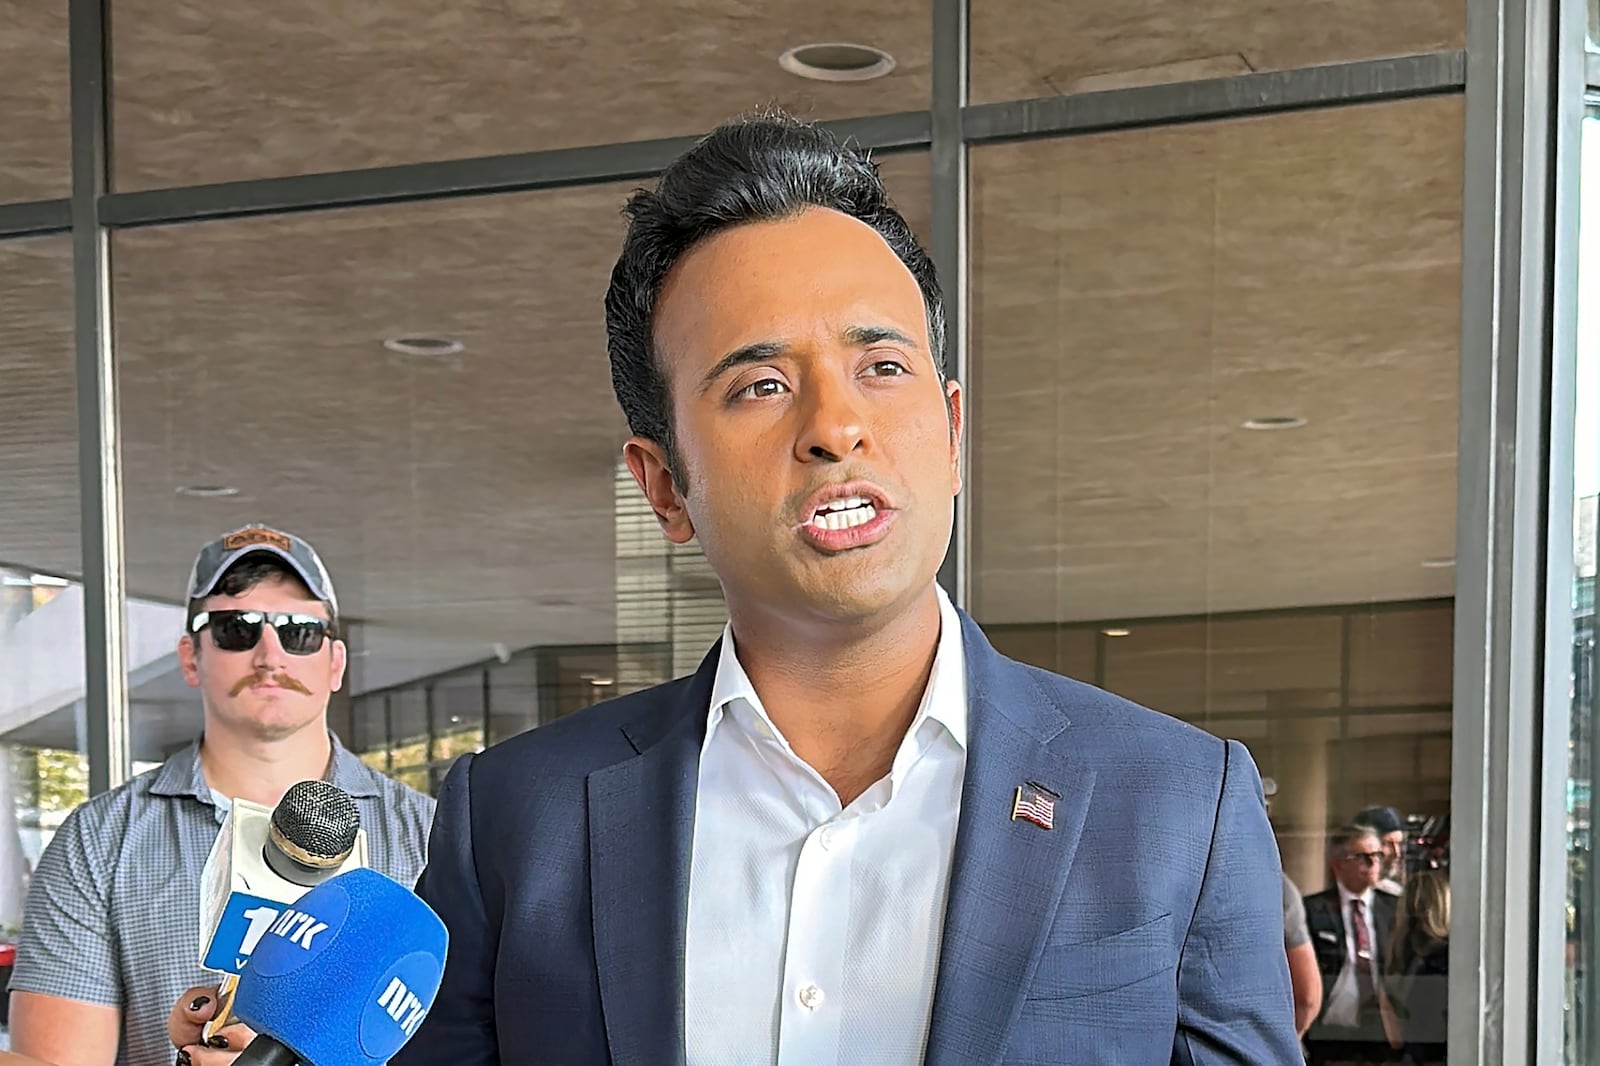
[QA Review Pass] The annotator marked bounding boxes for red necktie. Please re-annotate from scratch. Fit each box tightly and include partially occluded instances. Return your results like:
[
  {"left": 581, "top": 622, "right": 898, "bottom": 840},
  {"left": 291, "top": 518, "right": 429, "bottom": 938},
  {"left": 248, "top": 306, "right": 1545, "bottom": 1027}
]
[{"left": 1351, "top": 898, "right": 1376, "bottom": 1007}]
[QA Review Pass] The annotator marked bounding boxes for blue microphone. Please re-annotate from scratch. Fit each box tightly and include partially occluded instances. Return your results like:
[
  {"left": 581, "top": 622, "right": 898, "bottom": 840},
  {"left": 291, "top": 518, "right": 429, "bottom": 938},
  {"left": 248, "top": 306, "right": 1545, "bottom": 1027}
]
[{"left": 231, "top": 867, "right": 449, "bottom": 1066}]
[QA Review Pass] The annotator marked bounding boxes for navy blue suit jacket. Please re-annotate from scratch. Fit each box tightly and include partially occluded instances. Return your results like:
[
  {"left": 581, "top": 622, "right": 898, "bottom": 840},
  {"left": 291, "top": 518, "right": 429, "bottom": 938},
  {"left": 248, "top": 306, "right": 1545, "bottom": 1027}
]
[{"left": 398, "top": 611, "right": 1298, "bottom": 1065}]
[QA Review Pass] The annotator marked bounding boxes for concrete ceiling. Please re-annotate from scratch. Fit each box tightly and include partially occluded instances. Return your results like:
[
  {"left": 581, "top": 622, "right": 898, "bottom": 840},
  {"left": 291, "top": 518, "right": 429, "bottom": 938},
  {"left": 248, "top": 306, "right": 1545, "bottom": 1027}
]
[{"left": 0, "top": 0, "right": 1464, "bottom": 200}]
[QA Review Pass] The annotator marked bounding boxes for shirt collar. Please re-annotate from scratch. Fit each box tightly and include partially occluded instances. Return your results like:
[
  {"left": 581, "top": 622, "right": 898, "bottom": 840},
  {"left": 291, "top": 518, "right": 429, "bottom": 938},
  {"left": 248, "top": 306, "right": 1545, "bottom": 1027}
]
[
  {"left": 148, "top": 730, "right": 381, "bottom": 803},
  {"left": 705, "top": 584, "right": 969, "bottom": 753}
]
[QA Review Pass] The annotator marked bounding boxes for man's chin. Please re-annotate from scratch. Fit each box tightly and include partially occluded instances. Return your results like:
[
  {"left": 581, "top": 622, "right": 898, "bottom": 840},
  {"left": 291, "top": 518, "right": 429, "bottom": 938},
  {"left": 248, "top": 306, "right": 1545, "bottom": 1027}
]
[
  {"left": 791, "top": 570, "right": 935, "bottom": 625},
  {"left": 217, "top": 701, "right": 322, "bottom": 741}
]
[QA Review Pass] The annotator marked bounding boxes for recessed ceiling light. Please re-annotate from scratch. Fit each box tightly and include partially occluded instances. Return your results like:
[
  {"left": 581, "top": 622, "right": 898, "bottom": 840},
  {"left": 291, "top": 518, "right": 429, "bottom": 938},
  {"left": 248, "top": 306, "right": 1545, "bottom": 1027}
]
[
  {"left": 1102, "top": 627, "right": 1131, "bottom": 638},
  {"left": 30, "top": 574, "right": 69, "bottom": 588},
  {"left": 383, "top": 335, "right": 465, "bottom": 358},
  {"left": 1240, "top": 416, "right": 1308, "bottom": 431},
  {"left": 779, "top": 42, "right": 897, "bottom": 82},
  {"left": 1421, "top": 556, "right": 1456, "bottom": 569},
  {"left": 587, "top": 676, "right": 616, "bottom": 688},
  {"left": 175, "top": 484, "right": 240, "bottom": 498}
]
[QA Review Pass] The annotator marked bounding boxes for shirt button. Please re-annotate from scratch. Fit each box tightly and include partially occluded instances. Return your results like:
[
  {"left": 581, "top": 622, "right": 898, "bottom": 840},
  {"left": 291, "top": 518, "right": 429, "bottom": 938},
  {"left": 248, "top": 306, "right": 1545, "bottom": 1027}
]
[
  {"left": 818, "top": 827, "right": 834, "bottom": 850},
  {"left": 798, "top": 984, "right": 825, "bottom": 1011}
]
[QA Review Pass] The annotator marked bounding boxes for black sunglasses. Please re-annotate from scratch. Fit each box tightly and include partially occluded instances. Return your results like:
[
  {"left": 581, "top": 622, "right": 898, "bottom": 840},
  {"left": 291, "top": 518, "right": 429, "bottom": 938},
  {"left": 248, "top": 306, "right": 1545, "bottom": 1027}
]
[{"left": 191, "top": 610, "right": 333, "bottom": 656}]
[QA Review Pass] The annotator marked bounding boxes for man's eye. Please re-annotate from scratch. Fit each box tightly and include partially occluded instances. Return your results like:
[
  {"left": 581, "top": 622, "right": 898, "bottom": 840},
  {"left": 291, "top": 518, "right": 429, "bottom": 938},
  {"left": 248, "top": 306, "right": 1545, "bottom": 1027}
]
[
  {"left": 865, "top": 360, "right": 909, "bottom": 376},
  {"left": 736, "top": 378, "right": 788, "bottom": 399}
]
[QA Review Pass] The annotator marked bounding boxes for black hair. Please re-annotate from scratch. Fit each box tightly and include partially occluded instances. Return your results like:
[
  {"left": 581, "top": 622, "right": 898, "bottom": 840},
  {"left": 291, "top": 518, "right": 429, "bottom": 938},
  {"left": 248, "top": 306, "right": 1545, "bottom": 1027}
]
[
  {"left": 185, "top": 555, "right": 336, "bottom": 643},
  {"left": 604, "top": 108, "right": 945, "bottom": 485}
]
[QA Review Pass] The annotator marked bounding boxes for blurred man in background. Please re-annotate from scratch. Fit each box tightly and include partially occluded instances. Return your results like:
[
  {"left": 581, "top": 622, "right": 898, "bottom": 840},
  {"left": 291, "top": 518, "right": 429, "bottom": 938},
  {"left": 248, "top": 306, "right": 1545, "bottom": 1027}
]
[{"left": 1355, "top": 805, "right": 1408, "bottom": 897}]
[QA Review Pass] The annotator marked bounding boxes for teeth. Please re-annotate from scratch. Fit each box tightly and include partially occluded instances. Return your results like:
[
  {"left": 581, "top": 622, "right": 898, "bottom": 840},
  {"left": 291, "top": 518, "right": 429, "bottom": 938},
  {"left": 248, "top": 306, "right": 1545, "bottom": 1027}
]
[
  {"left": 809, "top": 504, "right": 877, "bottom": 531},
  {"left": 818, "top": 495, "right": 870, "bottom": 514}
]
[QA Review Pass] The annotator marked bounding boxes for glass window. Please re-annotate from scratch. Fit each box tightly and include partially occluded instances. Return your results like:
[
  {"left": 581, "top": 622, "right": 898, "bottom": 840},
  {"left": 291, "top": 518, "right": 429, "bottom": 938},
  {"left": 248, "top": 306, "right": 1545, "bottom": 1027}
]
[
  {"left": 972, "top": 0, "right": 1464, "bottom": 104},
  {"left": 0, "top": 3, "right": 69, "bottom": 202},
  {"left": 0, "top": 237, "right": 87, "bottom": 1042},
  {"left": 111, "top": 156, "right": 928, "bottom": 792},
  {"left": 971, "top": 96, "right": 1462, "bottom": 1058},
  {"left": 1565, "top": 103, "right": 1599, "bottom": 1065},
  {"left": 110, "top": 1, "right": 930, "bottom": 190}
]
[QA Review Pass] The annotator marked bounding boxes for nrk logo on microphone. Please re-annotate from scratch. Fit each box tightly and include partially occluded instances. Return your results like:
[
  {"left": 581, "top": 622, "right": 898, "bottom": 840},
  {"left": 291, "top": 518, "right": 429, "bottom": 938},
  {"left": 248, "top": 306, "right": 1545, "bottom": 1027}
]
[
  {"left": 204, "top": 893, "right": 335, "bottom": 975},
  {"left": 241, "top": 880, "right": 351, "bottom": 979},
  {"left": 359, "top": 951, "right": 443, "bottom": 1061}
]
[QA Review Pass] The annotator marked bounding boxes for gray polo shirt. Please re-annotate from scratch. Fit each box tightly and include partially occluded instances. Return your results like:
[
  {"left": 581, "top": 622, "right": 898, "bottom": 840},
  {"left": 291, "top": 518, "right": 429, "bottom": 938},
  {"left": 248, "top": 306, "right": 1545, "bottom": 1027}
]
[
  {"left": 1283, "top": 872, "right": 1311, "bottom": 949},
  {"left": 11, "top": 734, "right": 436, "bottom": 1066}
]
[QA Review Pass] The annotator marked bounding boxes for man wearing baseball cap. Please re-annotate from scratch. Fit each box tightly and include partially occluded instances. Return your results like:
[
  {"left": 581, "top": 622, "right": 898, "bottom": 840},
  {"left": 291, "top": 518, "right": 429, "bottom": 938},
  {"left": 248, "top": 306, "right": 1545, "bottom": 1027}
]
[
  {"left": 8, "top": 525, "right": 435, "bottom": 1066},
  {"left": 1354, "top": 804, "right": 1408, "bottom": 897}
]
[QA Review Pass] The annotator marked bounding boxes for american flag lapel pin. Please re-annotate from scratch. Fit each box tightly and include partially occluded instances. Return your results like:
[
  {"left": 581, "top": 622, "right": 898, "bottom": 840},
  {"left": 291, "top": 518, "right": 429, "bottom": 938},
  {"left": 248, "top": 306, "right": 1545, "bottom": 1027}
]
[{"left": 1011, "top": 780, "right": 1059, "bottom": 830}]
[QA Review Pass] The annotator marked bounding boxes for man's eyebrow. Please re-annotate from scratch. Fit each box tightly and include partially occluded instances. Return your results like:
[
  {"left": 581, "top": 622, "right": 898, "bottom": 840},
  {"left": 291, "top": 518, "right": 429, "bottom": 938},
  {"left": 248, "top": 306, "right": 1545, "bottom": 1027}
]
[
  {"left": 697, "top": 341, "right": 787, "bottom": 394},
  {"left": 845, "top": 325, "right": 921, "bottom": 350}
]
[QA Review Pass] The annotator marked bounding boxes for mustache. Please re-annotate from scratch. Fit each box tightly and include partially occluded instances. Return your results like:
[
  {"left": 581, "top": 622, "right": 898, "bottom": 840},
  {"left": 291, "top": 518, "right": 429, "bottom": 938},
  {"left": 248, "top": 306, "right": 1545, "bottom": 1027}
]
[{"left": 230, "top": 672, "right": 312, "bottom": 696}]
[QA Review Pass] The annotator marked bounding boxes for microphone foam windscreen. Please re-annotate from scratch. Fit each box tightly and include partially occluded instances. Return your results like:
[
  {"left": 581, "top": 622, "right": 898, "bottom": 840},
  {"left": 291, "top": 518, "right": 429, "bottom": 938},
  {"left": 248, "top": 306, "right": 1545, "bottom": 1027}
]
[{"left": 234, "top": 867, "right": 448, "bottom": 1066}]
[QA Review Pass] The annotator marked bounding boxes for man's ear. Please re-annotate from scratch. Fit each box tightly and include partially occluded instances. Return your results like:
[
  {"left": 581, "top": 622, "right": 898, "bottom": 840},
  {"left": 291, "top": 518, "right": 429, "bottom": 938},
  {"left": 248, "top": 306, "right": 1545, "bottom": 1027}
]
[
  {"left": 623, "top": 438, "right": 695, "bottom": 544},
  {"left": 178, "top": 633, "right": 201, "bottom": 688},
  {"left": 945, "top": 378, "right": 964, "bottom": 497}
]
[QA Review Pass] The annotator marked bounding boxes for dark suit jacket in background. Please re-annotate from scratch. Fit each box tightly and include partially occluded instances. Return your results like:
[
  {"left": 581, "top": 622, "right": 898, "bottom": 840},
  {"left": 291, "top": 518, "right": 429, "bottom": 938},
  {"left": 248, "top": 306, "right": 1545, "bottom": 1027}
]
[
  {"left": 397, "top": 611, "right": 1300, "bottom": 1066},
  {"left": 1303, "top": 887, "right": 1399, "bottom": 1044}
]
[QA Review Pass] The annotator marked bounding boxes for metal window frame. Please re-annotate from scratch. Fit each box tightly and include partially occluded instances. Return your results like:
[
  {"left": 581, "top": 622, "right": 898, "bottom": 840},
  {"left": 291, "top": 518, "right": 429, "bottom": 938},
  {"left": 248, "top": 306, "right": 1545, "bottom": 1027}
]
[
  {"left": 68, "top": 0, "right": 129, "bottom": 794},
  {"left": 0, "top": 0, "right": 1573, "bottom": 1056},
  {"left": 73, "top": 52, "right": 1460, "bottom": 229},
  {"left": 931, "top": 0, "right": 969, "bottom": 603},
  {"left": 0, "top": 199, "right": 71, "bottom": 239},
  {"left": 1452, "top": 0, "right": 1588, "bottom": 1060}
]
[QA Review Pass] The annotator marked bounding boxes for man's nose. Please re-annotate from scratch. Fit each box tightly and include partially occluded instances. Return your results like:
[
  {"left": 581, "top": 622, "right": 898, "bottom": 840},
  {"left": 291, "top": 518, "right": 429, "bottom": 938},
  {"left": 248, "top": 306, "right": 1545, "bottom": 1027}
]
[{"left": 794, "top": 374, "right": 872, "bottom": 463}]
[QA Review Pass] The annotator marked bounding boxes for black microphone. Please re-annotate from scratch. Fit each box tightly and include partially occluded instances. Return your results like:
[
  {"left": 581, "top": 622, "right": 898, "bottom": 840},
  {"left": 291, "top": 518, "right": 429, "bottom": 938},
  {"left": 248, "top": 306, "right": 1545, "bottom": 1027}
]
[{"left": 263, "top": 780, "right": 362, "bottom": 886}]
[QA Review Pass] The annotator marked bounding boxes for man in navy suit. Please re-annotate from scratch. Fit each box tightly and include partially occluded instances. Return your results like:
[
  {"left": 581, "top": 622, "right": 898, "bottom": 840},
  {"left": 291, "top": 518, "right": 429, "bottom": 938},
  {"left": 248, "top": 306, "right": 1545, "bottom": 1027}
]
[{"left": 399, "top": 110, "right": 1298, "bottom": 1066}]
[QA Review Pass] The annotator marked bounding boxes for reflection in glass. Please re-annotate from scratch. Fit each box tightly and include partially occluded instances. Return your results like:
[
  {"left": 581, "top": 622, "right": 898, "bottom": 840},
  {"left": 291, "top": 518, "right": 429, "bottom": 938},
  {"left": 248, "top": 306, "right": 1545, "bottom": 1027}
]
[
  {"left": 1566, "top": 107, "right": 1599, "bottom": 1066},
  {"left": 0, "top": 238, "right": 86, "bottom": 1041},
  {"left": 970, "top": 98, "right": 1461, "bottom": 1058}
]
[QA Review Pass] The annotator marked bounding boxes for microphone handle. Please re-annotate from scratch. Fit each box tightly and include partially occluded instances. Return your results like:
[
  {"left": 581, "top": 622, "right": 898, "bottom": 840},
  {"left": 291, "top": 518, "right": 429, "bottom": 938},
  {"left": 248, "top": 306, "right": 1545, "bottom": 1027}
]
[{"left": 234, "top": 1036, "right": 300, "bottom": 1066}]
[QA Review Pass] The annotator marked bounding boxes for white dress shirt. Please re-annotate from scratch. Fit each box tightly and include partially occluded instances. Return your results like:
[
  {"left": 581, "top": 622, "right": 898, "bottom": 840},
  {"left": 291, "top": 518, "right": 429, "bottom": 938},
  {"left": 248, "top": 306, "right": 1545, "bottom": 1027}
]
[
  {"left": 684, "top": 587, "right": 968, "bottom": 1066},
  {"left": 1322, "top": 883, "right": 1381, "bottom": 1028}
]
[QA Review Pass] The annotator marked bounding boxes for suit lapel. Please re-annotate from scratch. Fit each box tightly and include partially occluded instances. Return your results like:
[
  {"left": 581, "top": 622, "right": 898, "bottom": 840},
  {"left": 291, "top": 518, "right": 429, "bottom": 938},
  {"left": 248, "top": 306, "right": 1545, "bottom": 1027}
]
[
  {"left": 924, "top": 615, "right": 1097, "bottom": 1066},
  {"left": 587, "top": 650, "right": 717, "bottom": 1066},
  {"left": 1326, "top": 893, "right": 1348, "bottom": 949}
]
